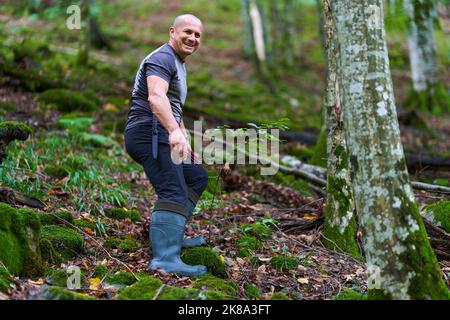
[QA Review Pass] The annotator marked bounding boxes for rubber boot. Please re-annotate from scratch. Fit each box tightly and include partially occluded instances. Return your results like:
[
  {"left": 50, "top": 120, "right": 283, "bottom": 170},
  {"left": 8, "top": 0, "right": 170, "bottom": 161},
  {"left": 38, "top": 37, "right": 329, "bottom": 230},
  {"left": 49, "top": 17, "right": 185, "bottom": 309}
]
[
  {"left": 182, "top": 200, "right": 207, "bottom": 248},
  {"left": 149, "top": 210, "right": 208, "bottom": 276}
]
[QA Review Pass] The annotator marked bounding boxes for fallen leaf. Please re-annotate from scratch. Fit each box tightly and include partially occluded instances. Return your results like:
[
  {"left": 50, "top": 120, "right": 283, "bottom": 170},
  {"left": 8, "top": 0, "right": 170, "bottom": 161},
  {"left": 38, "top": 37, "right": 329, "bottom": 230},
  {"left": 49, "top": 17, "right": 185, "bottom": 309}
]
[
  {"left": 89, "top": 278, "right": 102, "bottom": 291},
  {"left": 297, "top": 277, "right": 309, "bottom": 284}
]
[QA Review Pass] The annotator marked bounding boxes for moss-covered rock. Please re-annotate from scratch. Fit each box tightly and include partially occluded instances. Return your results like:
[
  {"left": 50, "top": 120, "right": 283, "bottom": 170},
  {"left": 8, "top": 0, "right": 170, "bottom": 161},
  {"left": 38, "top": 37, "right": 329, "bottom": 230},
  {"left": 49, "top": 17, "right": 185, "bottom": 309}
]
[
  {"left": 235, "top": 236, "right": 262, "bottom": 257},
  {"left": 104, "top": 207, "right": 141, "bottom": 222},
  {"left": 104, "top": 236, "right": 139, "bottom": 252},
  {"left": 192, "top": 274, "right": 238, "bottom": 298},
  {"left": 422, "top": 200, "right": 450, "bottom": 233},
  {"left": 269, "top": 292, "right": 290, "bottom": 300},
  {"left": 333, "top": 288, "right": 368, "bottom": 300},
  {"left": 0, "top": 204, "right": 43, "bottom": 277},
  {"left": 39, "top": 211, "right": 74, "bottom": 227},
  {"left": 45, "top": 268, "right": 87, "bottom": 288},
  {"left": 0, "top": 121, "right": 32, "bottom": 163},
  {"left": 39, "top": 286, "right": 96, "bottom": 300},
  {"left": 244, "top": 283, "right": 260, "bottom": 299},
  {"left": 0, "top": 102, "right": 15, "bottom": 113},
  {"left": 40, "top": 225, "right": 84, "bottom": 263},
  {"left": 73, "top": 219, "right": 96, "bottom": 233},
  {"left": 116, "top": 277, "right": 164, "bottom": 300},
  {"left": 106, "top": 272, "right": 138, "bottom": 286},
  {"left": 181, "top": 247, "right": 227, "bottom": 278},
  {"left": 39, "top": 89, "right": 97, "bottom": 113}
]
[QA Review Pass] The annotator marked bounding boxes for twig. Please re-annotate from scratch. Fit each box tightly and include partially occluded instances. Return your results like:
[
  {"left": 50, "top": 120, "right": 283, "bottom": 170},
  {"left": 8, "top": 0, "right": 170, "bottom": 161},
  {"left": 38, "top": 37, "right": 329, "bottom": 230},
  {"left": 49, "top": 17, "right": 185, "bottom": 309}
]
[{"left": 152, "top": 284, "right": 166, "bottom": 300}]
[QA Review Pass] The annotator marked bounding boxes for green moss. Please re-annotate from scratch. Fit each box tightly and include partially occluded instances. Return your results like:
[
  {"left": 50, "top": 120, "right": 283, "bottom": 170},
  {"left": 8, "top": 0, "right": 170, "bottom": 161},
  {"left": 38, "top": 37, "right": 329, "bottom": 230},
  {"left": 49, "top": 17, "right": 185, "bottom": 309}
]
[
  {"left": 40, "top": 225, "right": 84, "bottom": 262},
  {"left": 39, "top": 89, "right": 97, "bottom": 113},
  {"left": 310, "top": 128, "right": 327, "bottom": 167},
  {"left": 104, "top": 236, "right": 139, "bottom": 252},
  {"left": 284, "top": 144, "right": 314, "bottom": 162},
  {"left": 204, "top": 291, "right": 227, "bottom": 300},
  {"left": 0, "top": 204, "right": 43, "bottom": 277},
  {"left": 56, "top": 116, "right": 93, "bottom": 132},
  {"left": 235, "top": 236, "right": 262, "bottom": 257},
  {"left": 45, "top": 268, "right": 87, "bottom": 288},
  {"left": 404, "top": 82, "right": 450, "bottom": 115},
  {"left": 74, "top": 219, "right": 96, "bottom": 231},
  {"left": 0, "top": 121, "right": 32, "bottom": 143},
  {"left": 0, "top": 102, "right": 15, "bottom": 112},
  {"left": 104, "top": 207, "right": 141, "bottom": 222},
  {"left": 333, "top": 289, "right": 368, "bottom": 300},
  {"left": 15, "top": 208, "right": 44, "bottom": 277},
  {"left": 244, "top": 283, "right": 260, "bottom": 299},
  {"left": 41, "top": 286, "right": 96, "bottom": 300},
  {"left": 181, "top": 247, "right": 227, "bottom": 278},
  {"left": 93, "top": 264, "right": 109, "bottom": 279},
  {"left": 269, "top": 292, "right": 290, "bottom": 300},
  {"left": 433, "top": 178, "right": 449, "bottom": 187},
  {"left": 323, "top": 153, "right": 363, "bottom": 261},
  {"left": 43, "top": 164, "right": 71, "bottom": 178},
  {"left": 39, "top": 211, "right": 74, "bottom": 227},
  {"left": 106, "top": 272, "right": 138, "bottom": 286},
  {"left": 192, "top": 274, "right": 237, "bottom": 298},
  {"left": 240, "top": 220, "right": 274, "bottom": 240},
  {"left": 270, "top": 256, "right": 299, "bottom": 272},
  {"left": 422, "top": 200, "right": 450, "bottom": 233},
  {"left": 158, "top": 286, "right": 202, "bottom": 300},
  {"left": 80, "top": 133, "right": 116, "bottom": 148},
  {"left": 0, "top": 266, "right": 13, "bottom": 293},
  {"left": 117, "top": 277, "right": 164, "bottom": 300}
]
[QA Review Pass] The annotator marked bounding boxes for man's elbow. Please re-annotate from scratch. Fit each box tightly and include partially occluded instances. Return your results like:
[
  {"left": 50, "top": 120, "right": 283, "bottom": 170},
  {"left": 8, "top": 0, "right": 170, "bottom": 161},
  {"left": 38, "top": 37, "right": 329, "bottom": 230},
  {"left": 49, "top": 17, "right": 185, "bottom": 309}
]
[{"left": 148, "top": 92, "right": 161, "bottom": 107}]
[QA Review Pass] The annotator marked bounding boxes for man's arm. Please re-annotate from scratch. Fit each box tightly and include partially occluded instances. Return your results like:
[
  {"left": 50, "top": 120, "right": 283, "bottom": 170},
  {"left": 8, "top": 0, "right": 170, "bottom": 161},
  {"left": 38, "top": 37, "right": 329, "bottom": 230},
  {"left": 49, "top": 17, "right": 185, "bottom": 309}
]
[{"left": 147, "top": 75, "right": 188, "bottom": 160}]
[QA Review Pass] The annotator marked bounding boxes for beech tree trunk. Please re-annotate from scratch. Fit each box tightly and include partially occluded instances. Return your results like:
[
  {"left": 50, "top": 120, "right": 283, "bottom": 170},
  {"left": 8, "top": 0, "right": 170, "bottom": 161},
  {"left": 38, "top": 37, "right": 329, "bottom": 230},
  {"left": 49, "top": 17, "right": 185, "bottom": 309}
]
[
  {"left": 333, "top": 0, "right": 449, "bottom": 299},
  {"left": 322, "top": 0, "right": 361, "bottom": 260}
]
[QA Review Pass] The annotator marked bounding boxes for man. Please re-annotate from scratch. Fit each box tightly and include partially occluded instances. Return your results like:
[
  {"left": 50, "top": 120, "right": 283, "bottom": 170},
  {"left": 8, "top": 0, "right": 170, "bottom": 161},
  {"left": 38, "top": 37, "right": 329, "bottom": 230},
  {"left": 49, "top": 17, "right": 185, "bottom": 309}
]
[{"left": 124, "top": 14, "right": 209, "bottom": 276}]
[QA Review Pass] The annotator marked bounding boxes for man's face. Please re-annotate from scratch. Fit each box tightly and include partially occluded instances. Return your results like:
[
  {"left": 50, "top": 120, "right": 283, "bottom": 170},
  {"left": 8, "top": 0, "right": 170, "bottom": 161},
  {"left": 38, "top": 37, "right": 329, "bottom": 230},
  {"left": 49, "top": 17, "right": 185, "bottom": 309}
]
[{"left": 169, "top": 18, "right": 202, "bottom": 59}]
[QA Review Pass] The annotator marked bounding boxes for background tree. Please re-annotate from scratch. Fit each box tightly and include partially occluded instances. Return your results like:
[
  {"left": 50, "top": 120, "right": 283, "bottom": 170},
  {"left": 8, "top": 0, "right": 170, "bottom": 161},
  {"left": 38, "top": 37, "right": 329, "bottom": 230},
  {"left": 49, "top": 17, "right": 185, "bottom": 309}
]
[
  {"left": 333, "top": 0, "right": 449, "bottom": 299},
  {"left": 403, "top": 0, "right": 449, "bottom": 114}
]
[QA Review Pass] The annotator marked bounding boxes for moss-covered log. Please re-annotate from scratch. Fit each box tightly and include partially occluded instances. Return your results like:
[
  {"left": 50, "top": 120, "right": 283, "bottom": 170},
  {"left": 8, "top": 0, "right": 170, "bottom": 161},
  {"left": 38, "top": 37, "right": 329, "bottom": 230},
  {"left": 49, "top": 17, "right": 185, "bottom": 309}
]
[{"left": 333, "top": 0, "right": 449, "bottom": 299}]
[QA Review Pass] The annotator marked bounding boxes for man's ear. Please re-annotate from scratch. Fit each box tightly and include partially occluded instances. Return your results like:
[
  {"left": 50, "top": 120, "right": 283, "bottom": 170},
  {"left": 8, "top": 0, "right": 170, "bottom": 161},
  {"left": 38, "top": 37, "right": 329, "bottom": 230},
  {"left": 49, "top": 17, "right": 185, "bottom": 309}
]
[{"left": 169, "top": 26, "right": 175, "bottom": 37}]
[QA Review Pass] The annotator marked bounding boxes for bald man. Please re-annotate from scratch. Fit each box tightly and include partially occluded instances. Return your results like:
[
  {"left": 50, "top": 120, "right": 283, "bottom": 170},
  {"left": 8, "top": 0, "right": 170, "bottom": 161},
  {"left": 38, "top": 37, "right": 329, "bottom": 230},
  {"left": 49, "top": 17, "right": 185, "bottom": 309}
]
[{"left": 124, "top": 14, "right": 209, "bottom": 276}]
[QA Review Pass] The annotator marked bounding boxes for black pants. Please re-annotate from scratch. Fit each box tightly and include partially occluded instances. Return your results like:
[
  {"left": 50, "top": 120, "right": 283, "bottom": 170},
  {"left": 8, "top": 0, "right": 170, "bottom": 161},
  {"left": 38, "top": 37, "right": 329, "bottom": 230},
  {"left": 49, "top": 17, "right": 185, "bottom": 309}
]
[{"left": 124, "top": 124, "right": 209, "bottom": 218}]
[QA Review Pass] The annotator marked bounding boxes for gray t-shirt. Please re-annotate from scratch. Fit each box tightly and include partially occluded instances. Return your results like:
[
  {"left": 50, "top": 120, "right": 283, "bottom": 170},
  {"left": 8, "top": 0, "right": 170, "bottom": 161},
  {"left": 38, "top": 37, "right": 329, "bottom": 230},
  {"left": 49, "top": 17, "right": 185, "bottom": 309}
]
[{"left": 125, "top": 43, "right": 187, "bottom": 131}]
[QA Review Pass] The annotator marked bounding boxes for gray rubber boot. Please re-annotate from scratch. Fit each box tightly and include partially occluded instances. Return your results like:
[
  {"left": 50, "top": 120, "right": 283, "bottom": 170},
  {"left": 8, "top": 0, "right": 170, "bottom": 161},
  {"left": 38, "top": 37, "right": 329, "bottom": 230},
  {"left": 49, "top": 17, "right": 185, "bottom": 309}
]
[
  {"left": 149, "top": 210, "right": 208, "bottom": 276},
  {"left": 182, "top": 200, "right": 207, "bottom": 248}
]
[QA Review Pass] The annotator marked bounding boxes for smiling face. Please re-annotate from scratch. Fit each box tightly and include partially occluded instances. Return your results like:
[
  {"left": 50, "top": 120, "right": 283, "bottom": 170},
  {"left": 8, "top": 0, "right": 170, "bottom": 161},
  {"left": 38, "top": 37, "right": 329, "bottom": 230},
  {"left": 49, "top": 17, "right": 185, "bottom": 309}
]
[{"left": 168, "top": 16, "right": 203, "bottom": 60}]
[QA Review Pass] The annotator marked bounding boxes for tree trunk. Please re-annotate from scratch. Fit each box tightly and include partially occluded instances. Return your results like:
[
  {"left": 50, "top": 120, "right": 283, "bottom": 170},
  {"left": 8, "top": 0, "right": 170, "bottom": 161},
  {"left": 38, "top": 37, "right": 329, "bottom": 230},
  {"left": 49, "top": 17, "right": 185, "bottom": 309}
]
[
  {"left": 333, "top": 0, "right": 449, "bottom": 299},
  {"left": 77, "top": 0, "right": 90, "bottom": 65},
  {"left": 403, "top": 0, "right": 449, "bottom": 114},
  {"left": 322, "top": 0, "right": 361, "bottom": 260}
]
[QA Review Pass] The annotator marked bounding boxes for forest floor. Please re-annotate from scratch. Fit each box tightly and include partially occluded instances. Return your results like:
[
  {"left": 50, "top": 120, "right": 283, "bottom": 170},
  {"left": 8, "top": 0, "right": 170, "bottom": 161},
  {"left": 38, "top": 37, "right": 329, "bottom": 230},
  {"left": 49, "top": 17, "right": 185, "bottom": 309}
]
[{"left": 0, "top": 0, "right": 449, "bottom": 300}]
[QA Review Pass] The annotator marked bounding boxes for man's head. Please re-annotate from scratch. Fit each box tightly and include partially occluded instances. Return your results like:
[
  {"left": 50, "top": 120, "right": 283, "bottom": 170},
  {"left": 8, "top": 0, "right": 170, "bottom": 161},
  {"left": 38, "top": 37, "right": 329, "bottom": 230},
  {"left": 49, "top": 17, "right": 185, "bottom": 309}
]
[{"left": 169, "top": 14, "right": 203, "bottom": 60}]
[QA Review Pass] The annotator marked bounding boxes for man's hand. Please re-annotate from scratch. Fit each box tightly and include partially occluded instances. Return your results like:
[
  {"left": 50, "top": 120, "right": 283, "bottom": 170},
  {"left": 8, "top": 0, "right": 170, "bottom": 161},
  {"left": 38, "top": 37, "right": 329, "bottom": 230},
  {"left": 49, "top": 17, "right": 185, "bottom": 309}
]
[{"left": 169, "top": 128, "right": 189, "bottom": 164}]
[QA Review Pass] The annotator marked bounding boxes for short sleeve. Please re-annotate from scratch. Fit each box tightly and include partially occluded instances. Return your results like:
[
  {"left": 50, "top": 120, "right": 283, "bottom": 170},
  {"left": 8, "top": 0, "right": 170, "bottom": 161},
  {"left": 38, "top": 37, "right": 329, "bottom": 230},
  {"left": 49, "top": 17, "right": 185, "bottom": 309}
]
[{"left": 145, "top": 52, "right": 176, "bottom": 84}]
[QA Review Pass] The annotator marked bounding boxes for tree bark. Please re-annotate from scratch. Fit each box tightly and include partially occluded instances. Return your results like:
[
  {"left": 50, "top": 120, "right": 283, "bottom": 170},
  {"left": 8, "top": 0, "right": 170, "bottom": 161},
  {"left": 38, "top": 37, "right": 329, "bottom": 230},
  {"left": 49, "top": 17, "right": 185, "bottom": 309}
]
[
  {"left": 333, "top": 0, "right": 449, "bottom": 299},
  {"left": 322, "top": 0, "right": 361, "bottom": 260}
]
